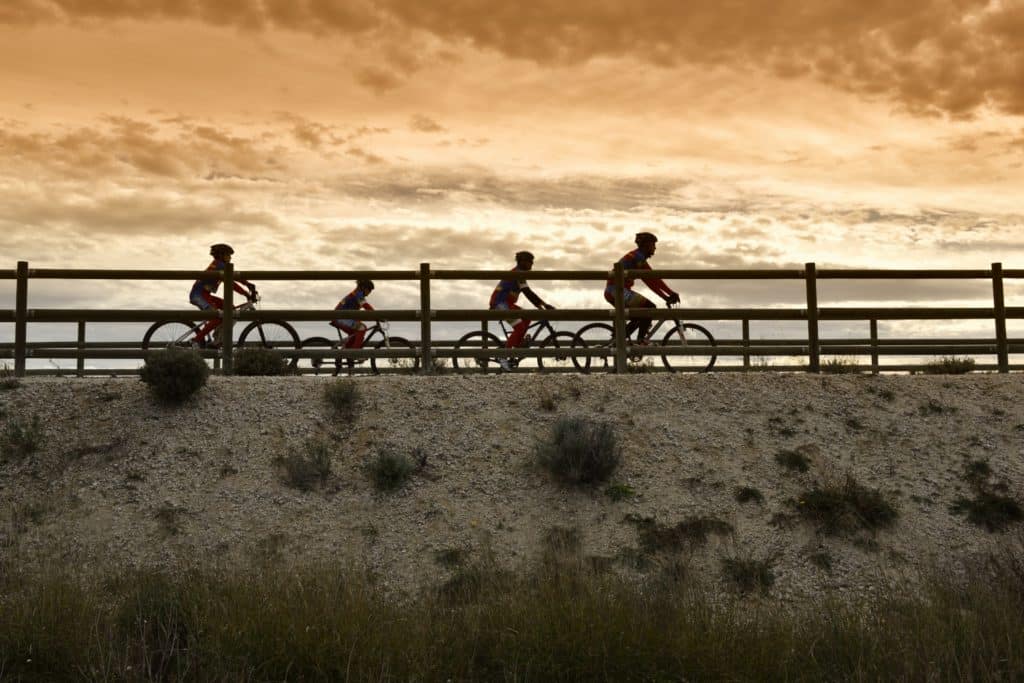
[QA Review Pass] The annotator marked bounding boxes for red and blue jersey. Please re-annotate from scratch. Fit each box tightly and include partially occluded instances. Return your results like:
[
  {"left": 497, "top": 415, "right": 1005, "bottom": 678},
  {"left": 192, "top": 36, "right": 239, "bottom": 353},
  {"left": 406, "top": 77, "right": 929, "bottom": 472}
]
[
  {"left": 336, "top": 288, "right": 372, "bottom": 312},
  {"left": 490, "top": 268, "right": 528, "bottom": 308},
  {"left": 190, "top": 259, "right": 228, "bottom": 299},
  {"left": 606, "top": 248, "right": 672, "bottom": 297}
]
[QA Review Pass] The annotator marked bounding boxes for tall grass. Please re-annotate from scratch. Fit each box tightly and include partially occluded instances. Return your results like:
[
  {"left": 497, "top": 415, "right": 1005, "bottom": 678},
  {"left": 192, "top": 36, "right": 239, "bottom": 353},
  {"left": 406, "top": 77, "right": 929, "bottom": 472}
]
[{"left": 2, "top": 555, "right": 1023, "bottom": 681}]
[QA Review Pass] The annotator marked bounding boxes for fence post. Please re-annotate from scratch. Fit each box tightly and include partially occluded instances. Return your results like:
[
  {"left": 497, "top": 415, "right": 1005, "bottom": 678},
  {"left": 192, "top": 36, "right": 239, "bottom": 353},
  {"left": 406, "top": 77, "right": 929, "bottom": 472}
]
[
  {"left": 805, "top": 262, "right": 820, "bottom": 373},
  {"left": 992, "top": 262, "right": 1009, "bottom": 373},
  {"left": 613, "top": 262, "right": 627, "bottom": 373},
  {"left": 77, "top": 321, "right": 86, "bottom": 377},
  {"left": 742, "top": 319, "right": 750, "bottom": 371},
  {"left": 869, "top": 319, "right": 879, "bottom": 375},
  {"left": 14, "top": 261, "right": 28, "bottom": 378},
  {"left": 420, "top": 263, "right": 433, "bottom": 373},
  {"left": 222, "top": 262, "right": 234, "bottom": 375}
]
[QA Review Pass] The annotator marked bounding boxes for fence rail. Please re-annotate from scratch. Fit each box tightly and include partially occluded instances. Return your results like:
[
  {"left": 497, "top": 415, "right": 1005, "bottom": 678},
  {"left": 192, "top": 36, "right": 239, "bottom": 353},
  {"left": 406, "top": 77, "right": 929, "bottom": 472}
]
[{"left": 2, "top": 261, "right": 1022, "bottom": 376}]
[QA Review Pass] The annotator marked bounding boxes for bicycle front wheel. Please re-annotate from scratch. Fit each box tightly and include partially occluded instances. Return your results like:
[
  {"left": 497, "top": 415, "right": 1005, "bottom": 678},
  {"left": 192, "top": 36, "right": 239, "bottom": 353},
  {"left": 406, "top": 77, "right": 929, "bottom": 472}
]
[
  {"left": 370, "top": 336, "right": 420, "bottom": 374},
  {"left": 661, "top": 323, "right": 716, "bottom": 372},
  {"left": 293, "top": 336, "right": 335, "bottom": 375},
  {"left": 537, "top": 331, "right": 585, "bottom": 372},
  {"left": 237, "top": 320, "right": 302, "bottom": 365},
  {"left": 453, "top": 331, "right": 504, "bottom": 372},
  {"left": 142, "top": 321, "right": 201, "bottom": 351},
  {"left": 573, "top": 323, "right": 614, "bottom": 372}
]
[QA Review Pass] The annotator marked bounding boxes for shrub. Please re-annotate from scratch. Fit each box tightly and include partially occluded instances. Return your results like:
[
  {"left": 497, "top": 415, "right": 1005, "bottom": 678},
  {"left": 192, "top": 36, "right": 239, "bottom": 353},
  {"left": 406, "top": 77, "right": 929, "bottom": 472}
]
[
  {"left": 324, "top": 380, "right": 359, "bottom": 419},
  {"left": 721, "top": 556, "right": 775, "bottom": 594},
  {"left": 233, "top": 347, "right": 287, "bottom": 376},
  {"left": 627, "top": 515, "right": 733, "bottom": 553},
  {"left": 604, "top": 483, "right": 636, "bottom": 502},
  {"left": 795, "top": 475, "right": 898, "bottom": 535},
  {"left": 922, "top": 356, "right": 975, "bottom": 374},
  {"left": 1, "top": 414, "right": 43, "bottom": 463},
  {"left": 735, "top": 486, "right": 764, "bottom": 504},
  {"left": 140, "top": 348, "right": 209, "bottom": 404},
  {"left": 0, "top": 364, "right": 19, "bottom": 391},
  {"left": 367, "top": 451, "right": 415, "bottom": 492},
  {"left": 775, "top": 448, "right": 812, "bottom": 473},
  {"left": 537, "top": 417, "right": 620, "bottom": 485},
  {"left": 822, "top": 358, "right": 859, "bottom": 374},
  {"left": 275, "top": 439, "right": 333, "bottom": 492},
  {"left": 950, "top": 492, "right": 1024, "bottom": 532}
]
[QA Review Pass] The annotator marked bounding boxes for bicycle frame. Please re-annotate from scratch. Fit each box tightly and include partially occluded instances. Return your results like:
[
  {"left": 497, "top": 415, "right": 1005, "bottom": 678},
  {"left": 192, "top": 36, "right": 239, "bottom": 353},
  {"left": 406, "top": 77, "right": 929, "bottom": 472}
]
[{"left": 166, "top": 301, "right": 257, "bottom": 346}]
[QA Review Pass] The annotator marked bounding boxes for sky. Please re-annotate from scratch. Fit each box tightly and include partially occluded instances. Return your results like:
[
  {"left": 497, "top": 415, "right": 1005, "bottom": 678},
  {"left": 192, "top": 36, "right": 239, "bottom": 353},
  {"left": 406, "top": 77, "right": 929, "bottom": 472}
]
[{"left": 2, "top": 0, "right": 1023, "bottom": 325}]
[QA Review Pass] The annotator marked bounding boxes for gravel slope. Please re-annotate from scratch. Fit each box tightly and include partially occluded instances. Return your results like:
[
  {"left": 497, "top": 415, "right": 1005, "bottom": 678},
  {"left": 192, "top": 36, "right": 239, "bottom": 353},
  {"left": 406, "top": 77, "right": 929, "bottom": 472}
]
[{"left": 2, "top": 373, "right": 1023, "bottom": 600}]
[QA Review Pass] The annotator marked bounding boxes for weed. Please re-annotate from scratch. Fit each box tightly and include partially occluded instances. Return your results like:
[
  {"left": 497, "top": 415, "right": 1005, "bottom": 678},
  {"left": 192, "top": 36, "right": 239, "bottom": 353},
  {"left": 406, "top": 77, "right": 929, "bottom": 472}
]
[
  {"left": 604, "top": 482, "right": 636, "bottom": 502},
  {"left": 963, "top": 459, "right": 992, "bottom": 488},
  {"left": 275, "top": 439, "right": 333, "bottom": 492},
  {"left": 794, "top": 475, "right": 899, "bottom": 535},
  {"left": 822, "top": 358, "right": 859, "bottom": 374},
  {"left": 367, "top": 450, "right": 415, "bottom": 492},
  {"left": 154, "top": 502, "right": 188, "bottom": 536},
  {"left": 324, "top": 380, "right": 359, "bottom": 419},
  {"left": 539, "top": 390, "right": 558, "bottom": 412},
  {"left": 140, "top": 348, "right": 209, "bottom": 404},
  {"left": 922, "top": 356, "right": 976, "bottom": 374},
  {"left": 721, "top": 556, "right": 775, "bottom": 594},
  {"left": 918, "top": 399, "right": 956, "bottom": 416},
  {"left": 1, "top": 414, "right": 43, "bottom": 462},
  {"left": 950, "top": 492, "right": 1023, "bottom": 532},
  {"left": 775, "top": 447, "right": 813, "bottom": 473},
  {"left": 808, "top": 550, "right": 833, "bottom": 572},
  {"left": 0, "top": 364, "right": 19, "bottom": 391},
  {"left": 735, "top": 486, "right": 764, "bottom": 504},
  {"left": 537, "top": 417, "right": 620, "bottom": 485},
  {"left": 845, "top": 417, "right": 864, "bottom": 431},
  {"left": 767, "top": 416, "right": 799, "bottom": 437},
  {"left": 626, "top": 514, "right": 733, "bottom": 553},
  {"left": 435, "top": 548, "right": 465, "bottom": 567},
  {"left": 233, "top": 347, "right": 288, "bottom": 376}
]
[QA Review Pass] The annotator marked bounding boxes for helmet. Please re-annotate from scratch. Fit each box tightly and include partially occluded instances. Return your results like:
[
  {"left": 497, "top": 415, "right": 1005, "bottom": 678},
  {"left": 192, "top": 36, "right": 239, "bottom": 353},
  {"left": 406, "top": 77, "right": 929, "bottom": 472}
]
[
  {"left": 210, "top": 243, "right": 234, "bottom": 257},
  {"left": 357, "top": 278, "right": 374, "bottom": 291},
  {"left": 515, "top": 250, "right": 535, "bottom": 262},
  {"left": 634, "top": 232, "right": 658, "bottom": 245}
]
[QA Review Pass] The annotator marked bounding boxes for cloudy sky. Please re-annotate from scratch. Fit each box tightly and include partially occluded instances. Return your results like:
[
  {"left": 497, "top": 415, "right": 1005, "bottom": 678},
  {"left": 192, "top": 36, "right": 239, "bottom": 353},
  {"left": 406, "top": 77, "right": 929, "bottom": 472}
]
[{"left": 2, "top": 0, "right": 1023, "bottom": 320}]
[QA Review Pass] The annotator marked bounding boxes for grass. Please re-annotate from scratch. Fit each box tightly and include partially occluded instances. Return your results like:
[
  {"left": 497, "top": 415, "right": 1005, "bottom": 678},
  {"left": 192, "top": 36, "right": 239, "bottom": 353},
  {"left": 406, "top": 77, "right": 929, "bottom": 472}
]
[
  {"left": 950, "top": 492, "right": 1024, "bottom": 532},
  {"left": 537, "top": 416, "right": 620, "bottom": 485},
  {"left": 626, "top": 514, "right": 734, "bottom": 553},
  {"left": 274, "top": 439, "right": 333, "bottom": 491},
  {"left": 721, "top": 556, "right": 776, "bottom": 594},
  {"left": 324, "top": 379, "right": 359, "bottom": 419},
  {"left": 922, "top": 356, "right": 976, "bottom": 374},
  {"left": 1, "top": 413, "right": 43, "bottom": 463},
  {"left": 604, "top": 482, "right": 637, "bottom": 502},
  {"left": 232, "top": 347, "right": 288, "bottom": 376},
  {"left": 154, "top": 502, "right": 188, "bottom": 536},
  {"left": 367, "top": 450, "right": 416, "bottom": 492},
  {"left": 734, "top": 486, "right": 764, "bottom": 504},
  {"left": 794, "top": 475, "right": 899, "bottom": 536},
  {"left": 0, "top": 364, "right": 19, "bottom": 391},
  {"left": 821, "top": 357, "right": 860, "bottom": 374},
  {"left": 775, "top": 448, "right": 812, "bottom": 473},
  {"left": 4, "top": 558, "right": 1024, "bottom": 681}
]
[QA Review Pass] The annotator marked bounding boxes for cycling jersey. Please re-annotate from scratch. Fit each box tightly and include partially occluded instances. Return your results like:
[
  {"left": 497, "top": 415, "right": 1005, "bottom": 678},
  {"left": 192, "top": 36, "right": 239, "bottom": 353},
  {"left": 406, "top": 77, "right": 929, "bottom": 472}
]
[
  {"left": 336, "top": 288, "right": 371, "bottom": 311},
  {"left": 606, "top": 248, "right": 673, "bottom": 299},
  {"left": 490, "top": 268, "right": 528, "bottom": 308},
  {"left": 189, "top": 259, "right": 251, "bottom": 301}
]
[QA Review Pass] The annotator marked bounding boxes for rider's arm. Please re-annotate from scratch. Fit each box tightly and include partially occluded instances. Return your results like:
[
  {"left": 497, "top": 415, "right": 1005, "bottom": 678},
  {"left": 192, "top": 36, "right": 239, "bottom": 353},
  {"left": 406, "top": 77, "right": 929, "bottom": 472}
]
[
  {"left": 639, "top": 265, "right": 678, "bottom": 303},
  {"left": 521, "top": 286, "right": 552, "bottom": 309},
  {"left": 362, "top": 302, "right": 375, "bottom": 310}
]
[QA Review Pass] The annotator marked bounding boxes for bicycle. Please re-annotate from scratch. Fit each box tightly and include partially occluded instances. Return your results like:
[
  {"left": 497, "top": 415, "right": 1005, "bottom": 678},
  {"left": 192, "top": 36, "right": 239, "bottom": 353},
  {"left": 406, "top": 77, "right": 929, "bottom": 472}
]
[
  {"left": 452, "top": 318, "right": 582, "bottom": 373},
  {"left": 572, "top": 303, "right": 716, "bottom": 372},
  {"left": 141, "top": 297, "right": 301, "bottom": 364},
  {"left": 295, "top": 320, "right": 419, "bottom": 375}
]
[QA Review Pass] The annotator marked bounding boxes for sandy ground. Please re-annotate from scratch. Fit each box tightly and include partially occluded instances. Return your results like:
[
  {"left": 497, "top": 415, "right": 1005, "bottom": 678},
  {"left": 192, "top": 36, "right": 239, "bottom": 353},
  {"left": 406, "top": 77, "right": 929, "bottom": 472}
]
[{"left": 2, "top": 373, "right": 1023, "bottom": 601}]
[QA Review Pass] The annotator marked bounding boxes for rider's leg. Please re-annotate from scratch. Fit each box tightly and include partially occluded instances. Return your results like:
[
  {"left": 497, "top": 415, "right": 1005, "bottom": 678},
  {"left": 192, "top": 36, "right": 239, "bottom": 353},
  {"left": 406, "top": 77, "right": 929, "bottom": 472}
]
[
  {"left": 192, "top": 293, "right": 224, "bottom": 342},
  {"left": 338, "top": 321, "right": 367, "bottom": 349},
  {"left": 630, "top": 297, "right": 656, "bottom": 342}
]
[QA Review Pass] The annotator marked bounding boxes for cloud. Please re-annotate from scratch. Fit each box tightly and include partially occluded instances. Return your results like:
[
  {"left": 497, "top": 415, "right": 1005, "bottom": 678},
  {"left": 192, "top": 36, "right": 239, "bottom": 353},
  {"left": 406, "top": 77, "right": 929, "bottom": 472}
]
[{"left": 409, "top": 114, "right": 445, "bottom": 133}]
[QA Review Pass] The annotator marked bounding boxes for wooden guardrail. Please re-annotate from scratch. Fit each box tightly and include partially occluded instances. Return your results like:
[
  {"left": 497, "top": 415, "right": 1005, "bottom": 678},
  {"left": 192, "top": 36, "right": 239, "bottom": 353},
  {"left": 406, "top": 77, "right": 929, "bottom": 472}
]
[{"left": 1, "top": 261, "right": 1022, "bottom": 376}]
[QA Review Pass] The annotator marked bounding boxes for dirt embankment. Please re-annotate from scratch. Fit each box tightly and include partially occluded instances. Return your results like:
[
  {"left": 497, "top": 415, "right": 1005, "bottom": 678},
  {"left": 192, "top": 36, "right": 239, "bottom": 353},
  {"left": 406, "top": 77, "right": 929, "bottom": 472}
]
[{"left": 2, "top": 373, "right": 1023, "bottom": 600}]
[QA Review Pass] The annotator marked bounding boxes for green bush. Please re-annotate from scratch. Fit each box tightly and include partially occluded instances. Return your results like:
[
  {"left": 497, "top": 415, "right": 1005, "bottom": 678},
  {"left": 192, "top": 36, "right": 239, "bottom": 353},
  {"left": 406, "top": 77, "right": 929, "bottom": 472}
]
[
  {"left": 537, "top": 417, "right": 620, "bottom": 485},
  {"left": 1, "top": 414, "right": 43, "bottom": 463},
  {"left": 324, "top": 380, "right": 359, "bottom": 419},
  {"left": 140, "top": 348, "right": 209, "bottom": 404},
  {"left": 795, "top": 475, "right": 898, "bottom": 535},
  {"left": 367, "top": 451, "right": 415, "bottom": 492},
  {"left": 233, "top": 347, "right": 287, "bottom": 376}
]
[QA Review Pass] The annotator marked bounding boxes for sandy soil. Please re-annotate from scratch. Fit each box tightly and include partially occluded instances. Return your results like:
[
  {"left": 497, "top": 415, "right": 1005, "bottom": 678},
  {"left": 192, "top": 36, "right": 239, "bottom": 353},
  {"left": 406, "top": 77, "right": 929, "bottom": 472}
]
[{"left": 2, "top": 373, "right": 1023, "bottom": 601}]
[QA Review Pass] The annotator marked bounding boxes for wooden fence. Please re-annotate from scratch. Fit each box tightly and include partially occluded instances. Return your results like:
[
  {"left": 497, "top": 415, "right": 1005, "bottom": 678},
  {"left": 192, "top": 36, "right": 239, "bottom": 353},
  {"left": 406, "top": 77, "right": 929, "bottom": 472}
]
[{"left": 1, "top": 261, "right": 1022, "bottom": 376}]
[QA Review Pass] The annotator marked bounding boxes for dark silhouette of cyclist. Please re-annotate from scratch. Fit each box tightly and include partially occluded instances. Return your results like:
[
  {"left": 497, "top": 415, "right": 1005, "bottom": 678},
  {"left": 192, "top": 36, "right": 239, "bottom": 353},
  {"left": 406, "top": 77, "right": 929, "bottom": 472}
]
[
  {"left": 490, "top": 251, "right": 554, "bottom": 370},
  {"left": 605, "top": 233, "right": 680, "bottom": 343},
  {"left": 189, "top": 243, "right": 257, "bottom": 348},
  {"left": 332, "top": 279, "right": 375, "bottom": 350}
]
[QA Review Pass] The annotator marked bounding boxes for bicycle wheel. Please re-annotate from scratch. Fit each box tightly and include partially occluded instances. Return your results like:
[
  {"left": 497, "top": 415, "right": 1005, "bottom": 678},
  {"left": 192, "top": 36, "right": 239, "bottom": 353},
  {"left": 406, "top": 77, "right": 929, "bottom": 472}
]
[
  {"left": 293, "top": 336, "right": 335, "bottom": 375},
  {"left": 237, "top": 320, "right": 302, "bottom": 365},
  {"left": 537, "top": 331, "right": 585, "bottom": 372},
  {"left": 142, "top": 321, "right": 201, "bottom": 351},
  {"left": 452, "top": 330, "right": 504, "bottom": 372},
  {"left": 661, "top": 323, "right": 716, "bottom": 372},
  {"left": 573, "top": 323, "right": 614, "bottom": 371},
  {"left": 370, "top": 336, "right": 420, "bottom": 374}
]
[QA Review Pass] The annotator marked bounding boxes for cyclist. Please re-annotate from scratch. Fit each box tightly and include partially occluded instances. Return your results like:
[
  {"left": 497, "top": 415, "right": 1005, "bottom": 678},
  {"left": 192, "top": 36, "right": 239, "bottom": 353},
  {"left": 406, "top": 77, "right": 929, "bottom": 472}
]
[
  {"left": 491, "top": 250, "right": 555, "bottom": 370},
  {"left": 189, "top": 243, "right": 257, "bottom": 348},
  {"left": 332, "top": 279, "right": 375, "bottom": 350},
  {"left": 605, "top": 232, "right": 680, "bottom": 344}
]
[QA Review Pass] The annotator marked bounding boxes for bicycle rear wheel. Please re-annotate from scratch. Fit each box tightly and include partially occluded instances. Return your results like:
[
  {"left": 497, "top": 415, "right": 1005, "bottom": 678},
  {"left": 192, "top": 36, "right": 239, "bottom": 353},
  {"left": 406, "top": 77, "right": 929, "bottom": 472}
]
[
  {"left": 370, "top": 336, "right": 419, "bottom": 374},
  {"left": 661, "top": 323, "right": 716, "bottom": 372},
  {"left": 142, "top": 321, "right": 201, "bottom": 351},
  {"left": 453, "top": 330, "right": 504, "bottom": 372},
  {"left": 537, "top": 331, "right": 585, "bottom": 371},
  {"left": 293, "top": 336, "right": 335, "bottom": 375},
  {"left": 573, "top": 323, "right": 614, "bottom": 371},
  {"left": 237, "top": 320, "right": 302, "bottom": 365}
]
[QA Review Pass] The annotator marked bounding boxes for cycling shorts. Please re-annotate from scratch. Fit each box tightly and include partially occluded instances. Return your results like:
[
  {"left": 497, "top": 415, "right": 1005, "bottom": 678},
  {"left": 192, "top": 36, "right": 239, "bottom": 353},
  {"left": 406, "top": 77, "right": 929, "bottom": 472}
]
[{"left": 190, "top": 291, "right": 222, "bottom": 311}]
